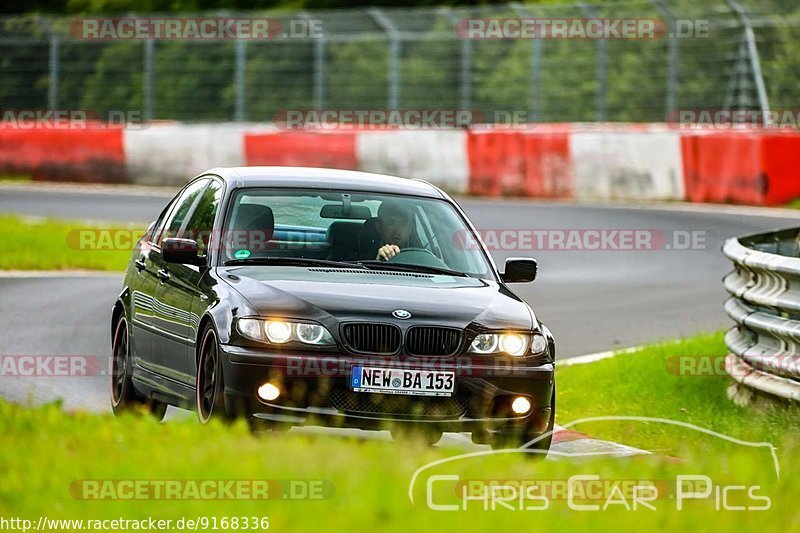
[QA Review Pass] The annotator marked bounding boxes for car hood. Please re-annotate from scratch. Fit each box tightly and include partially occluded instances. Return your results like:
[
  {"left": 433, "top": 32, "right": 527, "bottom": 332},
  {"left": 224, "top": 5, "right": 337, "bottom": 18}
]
[{"left": 220, "top": 266, "right": 535, "bottom": 331}]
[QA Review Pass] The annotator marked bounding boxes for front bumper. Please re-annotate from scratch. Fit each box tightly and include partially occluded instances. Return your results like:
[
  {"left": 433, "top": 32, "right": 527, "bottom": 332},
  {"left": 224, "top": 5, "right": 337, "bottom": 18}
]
[{"left": 220, "top": 345, "right": 554, "bottom": 434}]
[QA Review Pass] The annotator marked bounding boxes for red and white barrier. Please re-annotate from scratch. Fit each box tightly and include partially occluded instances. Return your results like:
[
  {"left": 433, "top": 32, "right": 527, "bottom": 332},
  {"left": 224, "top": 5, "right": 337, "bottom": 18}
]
[
  {"left": 124, "top": 123, "right": 250, "bottom": 186},
  {"left": 244, "top": 129, "right": 358, "bottom": 171},
  {"left": 3, "top": 122, "right": 800, "bottom": 206},
  {"left": 0, "top": 125, "right": 125, "bottom": 183},
  {"left": 570, "top": 131, "right": 685, "bottom": 201},
  {"left": 356, "top": 130, "right": 469, "bottom": 194},
  {"left": 467, "top": 127, "right": 572, "bottom": 198},
  {"left": 681, "top": 130, "right": 800, "bottom": 205}
]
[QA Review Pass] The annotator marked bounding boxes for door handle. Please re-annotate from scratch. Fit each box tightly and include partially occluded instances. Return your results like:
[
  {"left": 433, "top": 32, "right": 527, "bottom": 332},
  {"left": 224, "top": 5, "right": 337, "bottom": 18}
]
[
  {"left": 134, "top": 258, "right": 146, "bottom": 271},
  {"left": 157, "top": 269, "right": 170, "bottom": 283}
]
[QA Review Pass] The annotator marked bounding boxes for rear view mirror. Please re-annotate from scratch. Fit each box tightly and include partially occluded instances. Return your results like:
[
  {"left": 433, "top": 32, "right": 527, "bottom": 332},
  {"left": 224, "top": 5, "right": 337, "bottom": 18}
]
[
  {"left": 162, "top": 238, "right": 205, "bottom": 266},
  {"left": 501, "top": 257, "right": 537, "bottom": 283},
  {"left": 320, "top": 204, "right": 371, "bottom": 219}
]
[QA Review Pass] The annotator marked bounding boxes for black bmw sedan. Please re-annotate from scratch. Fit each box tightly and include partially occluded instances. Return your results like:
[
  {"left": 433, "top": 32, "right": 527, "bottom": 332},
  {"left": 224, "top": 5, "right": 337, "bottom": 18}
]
[{"left": 111, "top": 167, "right": 555, "bottom": 450}]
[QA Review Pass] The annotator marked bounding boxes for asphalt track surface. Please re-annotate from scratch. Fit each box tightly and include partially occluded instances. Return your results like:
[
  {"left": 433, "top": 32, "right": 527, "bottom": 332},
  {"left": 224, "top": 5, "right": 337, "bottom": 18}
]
[{"left": 2, "top": 184, "right": 799, "bottom": 426}]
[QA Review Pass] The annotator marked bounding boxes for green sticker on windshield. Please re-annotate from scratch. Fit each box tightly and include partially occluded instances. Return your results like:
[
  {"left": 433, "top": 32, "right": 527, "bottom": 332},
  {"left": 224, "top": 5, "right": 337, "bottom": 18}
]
[{"left": 234, "top": 249, "right": 251, "bottom": 259}]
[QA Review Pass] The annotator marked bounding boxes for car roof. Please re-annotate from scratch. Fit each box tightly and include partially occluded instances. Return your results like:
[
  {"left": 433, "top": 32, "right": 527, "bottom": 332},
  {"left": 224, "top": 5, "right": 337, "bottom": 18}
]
[{"left": 205, "top": 167, "right": 446, "bottom": 199}]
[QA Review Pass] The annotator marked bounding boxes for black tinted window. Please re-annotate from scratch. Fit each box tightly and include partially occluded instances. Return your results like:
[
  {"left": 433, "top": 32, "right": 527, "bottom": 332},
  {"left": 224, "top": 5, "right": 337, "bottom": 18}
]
[
  {"left": 157, "top": 178, "right": 209, "bottom": 245},
  {"left": 183, "top": 180, "right": 222, "bottom": 254}
]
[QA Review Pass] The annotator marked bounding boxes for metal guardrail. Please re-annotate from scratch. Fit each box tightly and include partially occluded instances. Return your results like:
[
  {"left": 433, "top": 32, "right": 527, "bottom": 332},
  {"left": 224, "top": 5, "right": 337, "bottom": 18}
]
[{"left": 723, "top": 228, "right": 800, "bottom": 404}]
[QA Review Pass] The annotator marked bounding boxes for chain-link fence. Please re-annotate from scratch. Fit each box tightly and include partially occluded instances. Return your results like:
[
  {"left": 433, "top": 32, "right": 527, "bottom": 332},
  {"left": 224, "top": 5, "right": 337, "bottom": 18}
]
[{"left": 1, "top": 0, "right": 799, "bottom": 124}]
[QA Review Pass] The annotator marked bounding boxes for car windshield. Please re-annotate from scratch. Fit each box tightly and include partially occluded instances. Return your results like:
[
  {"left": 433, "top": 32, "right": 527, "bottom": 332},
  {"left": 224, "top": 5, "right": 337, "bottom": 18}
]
[{"left": 220, "top": 188, "right": 494, "bottom": 279}]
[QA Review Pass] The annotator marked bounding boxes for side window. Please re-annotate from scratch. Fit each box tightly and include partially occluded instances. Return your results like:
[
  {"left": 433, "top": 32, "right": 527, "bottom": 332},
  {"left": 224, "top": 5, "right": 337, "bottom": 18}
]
[
  {"left": 157, "top": 178, "right": 209, "bottom": 245},
  {"left": 149, "top": 200, "right": 181, "bottom": 245},
  {"left": 182, "top": 180, "right": 222, "bottom": 255}
]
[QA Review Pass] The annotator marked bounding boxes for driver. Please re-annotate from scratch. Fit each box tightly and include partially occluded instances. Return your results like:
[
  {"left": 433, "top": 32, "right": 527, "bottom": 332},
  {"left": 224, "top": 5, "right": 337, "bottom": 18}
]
[{"left": 373, "top": 200, "right": 415, "bottom": 261}]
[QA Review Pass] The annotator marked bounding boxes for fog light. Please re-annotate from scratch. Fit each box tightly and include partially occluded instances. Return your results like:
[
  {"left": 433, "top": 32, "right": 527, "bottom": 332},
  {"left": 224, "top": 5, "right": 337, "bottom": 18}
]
[
  {"left": 258, "top": 383, "right": 281, "bottom": 401},
  {"left": 511, "top": 396, "right": 532, "bottom": 414}
]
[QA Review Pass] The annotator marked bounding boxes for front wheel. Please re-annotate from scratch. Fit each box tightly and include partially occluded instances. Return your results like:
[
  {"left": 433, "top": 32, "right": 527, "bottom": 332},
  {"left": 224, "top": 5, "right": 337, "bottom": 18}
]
[
  {"left": 196, "top": 325, "right": 234, "bottom": 424},
  {"left": 110, "top": 315, "right": 167, "bottom": 421}
]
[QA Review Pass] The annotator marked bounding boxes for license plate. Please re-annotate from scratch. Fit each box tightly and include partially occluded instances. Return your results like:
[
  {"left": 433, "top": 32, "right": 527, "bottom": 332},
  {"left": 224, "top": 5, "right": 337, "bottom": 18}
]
[{"left": 351, "top": 366, "right": 455, "bottom": 397}]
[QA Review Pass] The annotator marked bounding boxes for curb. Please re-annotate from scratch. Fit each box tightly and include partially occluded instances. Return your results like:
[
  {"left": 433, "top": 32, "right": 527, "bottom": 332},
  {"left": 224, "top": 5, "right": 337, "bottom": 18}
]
[
  {"left": 548, "top": 425, "right": 652, "bottom": 459},
  {"left": 560, "top": 346, "right": 644, "bottom": 366}
]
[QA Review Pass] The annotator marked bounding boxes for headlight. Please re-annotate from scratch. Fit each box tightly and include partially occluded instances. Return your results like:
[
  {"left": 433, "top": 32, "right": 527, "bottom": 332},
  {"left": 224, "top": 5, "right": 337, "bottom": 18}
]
[
  {"left": 469, "top": 333, "right": 499, "bottom": 354},
  {"left": 237, "top": 318, "right": 335, "bottom": 346},
  {"left": 530, "top": 333, "right": 548, "bottom": 355},
  {"left": 265, "top": 321, "right": 292, "bottom": 344},
  {"left": 469, "top": 332, "right": 547, "bottom": 357},
  {"left": 499, "top": 333, "right": 528, "bottom": 356},
  {"left": 296, "top": 323, "right": 325, "bottom": 344}
]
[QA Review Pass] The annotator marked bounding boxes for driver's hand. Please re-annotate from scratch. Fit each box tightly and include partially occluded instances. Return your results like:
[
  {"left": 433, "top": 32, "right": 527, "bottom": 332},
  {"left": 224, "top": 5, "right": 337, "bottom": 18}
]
[{"left": 376, "top": 244, "right": 400, "bottom": 261}]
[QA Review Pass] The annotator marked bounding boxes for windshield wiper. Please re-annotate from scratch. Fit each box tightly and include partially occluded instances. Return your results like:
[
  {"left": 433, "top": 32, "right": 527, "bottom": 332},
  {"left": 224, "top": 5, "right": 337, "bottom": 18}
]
[
  {"left": 223, "top": 257, "right": 367, "bottom": 269},
  {"left": 348, "top": 260, "right": 468, "bottom": 277},
  {"left": 223, "top": 257, "right": 467, "bottom": 277}
]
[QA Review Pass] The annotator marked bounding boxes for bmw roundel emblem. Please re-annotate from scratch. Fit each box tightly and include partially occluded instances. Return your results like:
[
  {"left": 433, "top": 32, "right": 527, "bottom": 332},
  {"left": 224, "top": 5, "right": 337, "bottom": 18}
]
[{"left": 392, "top": 309, "right": 411, "bottom": 320}]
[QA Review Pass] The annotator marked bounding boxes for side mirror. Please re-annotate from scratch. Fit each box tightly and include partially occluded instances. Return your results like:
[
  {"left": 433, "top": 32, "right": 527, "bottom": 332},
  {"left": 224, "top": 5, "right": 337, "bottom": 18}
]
[
  {"left": 162, "top": 238, "right": 204, "bottom": 266},
  {"left": 501, "top": 257, "right": 537, "bottom": 283}
]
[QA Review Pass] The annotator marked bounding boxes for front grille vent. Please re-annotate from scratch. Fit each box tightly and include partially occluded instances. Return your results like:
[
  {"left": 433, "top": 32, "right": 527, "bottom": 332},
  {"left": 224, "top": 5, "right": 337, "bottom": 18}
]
[
  {"left": 406, "top": 327, "right": 463, "bottom": 356},
  {"left": 342, "top": 323, "right": 401, "bottom": 354},
  {"left": 329, "top": 389, "right": 469, "bottom": 418}
]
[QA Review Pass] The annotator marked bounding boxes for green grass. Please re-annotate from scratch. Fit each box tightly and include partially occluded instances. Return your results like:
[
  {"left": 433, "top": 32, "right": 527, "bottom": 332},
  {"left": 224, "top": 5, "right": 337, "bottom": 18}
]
[
  {"left": 557, "top": 332, "right": 799, "bottom": 455},
  {"left": 786, "top": 198, "right": 800, "bottom": 210},
  {"left": 0, "top": 214, "right": 138, "bottom": 271},
  {"left": 0, "top": 174, "right": 32, "bottom": 183},
  {"left": 1, "top": 332, "right": 798, "bottom": 531}
]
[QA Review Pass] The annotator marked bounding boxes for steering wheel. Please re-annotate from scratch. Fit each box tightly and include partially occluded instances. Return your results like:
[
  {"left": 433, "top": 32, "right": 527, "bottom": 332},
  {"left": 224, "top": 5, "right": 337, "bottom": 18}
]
[{"left": 388, "top": 247, "right": 449, "bottom": 268}]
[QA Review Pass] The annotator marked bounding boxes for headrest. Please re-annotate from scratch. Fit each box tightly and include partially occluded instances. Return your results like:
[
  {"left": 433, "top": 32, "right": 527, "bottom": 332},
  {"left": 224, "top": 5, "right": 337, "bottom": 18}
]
[
  {"left": 358, "top": 217, "right": 381, "bottom": 256},
  {"left": 231, "top": 203, "right": 274, "bottom": 251},
  {"left": 326, "top": 221, "right": 363, "bottom": 250}
]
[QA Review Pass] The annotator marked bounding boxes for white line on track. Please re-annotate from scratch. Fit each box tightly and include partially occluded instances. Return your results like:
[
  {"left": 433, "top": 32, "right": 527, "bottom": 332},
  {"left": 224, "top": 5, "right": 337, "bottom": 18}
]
[
  {"left": 3, "top": 181, "right": 800, "bottom": 219},
  {"left": 559, "top": 345, "right": 644, "bottom": 366},
  {"left": 0, "top": 270, "right": 122, "bottom": 278},
  {"left": 460, "top": 196, "right": 800, "bottom": 219},
  {"left": 0, "top": 182, "right": 175, "bottom": 198}
]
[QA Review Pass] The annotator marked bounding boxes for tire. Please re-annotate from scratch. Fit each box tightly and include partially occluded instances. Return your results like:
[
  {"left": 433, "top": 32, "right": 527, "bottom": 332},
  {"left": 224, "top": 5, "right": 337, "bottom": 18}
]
[
  {"left": 110, "top": 315, "right": 167, "bottom": 421},
  {"left": 196, "top": 325, "right": 234, "bottom": 424},
  {"left": 524, "top": 389, "right": 556, "bottom": 453}
]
